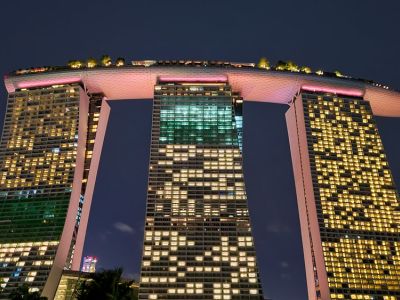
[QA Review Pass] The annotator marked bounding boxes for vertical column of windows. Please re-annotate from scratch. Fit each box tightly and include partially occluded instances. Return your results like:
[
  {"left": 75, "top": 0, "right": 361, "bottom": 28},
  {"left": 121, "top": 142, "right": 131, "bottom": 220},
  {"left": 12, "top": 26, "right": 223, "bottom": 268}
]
[{"left": 65, "top": 93, "right": 103, "bottom": 270}]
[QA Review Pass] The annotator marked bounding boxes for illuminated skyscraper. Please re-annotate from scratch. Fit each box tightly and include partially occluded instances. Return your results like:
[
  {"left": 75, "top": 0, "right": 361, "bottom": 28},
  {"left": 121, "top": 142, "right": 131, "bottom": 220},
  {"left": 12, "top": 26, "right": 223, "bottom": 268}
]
[
  {"left": 0, "top": 85, "right": 102, "bottom": 298},
  {"left": 81, "top": 256, "right": 97, "bottom": 273},
  {"left": 139, "top": 79, "right": 263, "bottom": 299},
  {"left": 286, "top": 91, "right": 400, "bottom": 300},
  {"left": 0, "top": 60, "right": 400, "bottom": 299}
]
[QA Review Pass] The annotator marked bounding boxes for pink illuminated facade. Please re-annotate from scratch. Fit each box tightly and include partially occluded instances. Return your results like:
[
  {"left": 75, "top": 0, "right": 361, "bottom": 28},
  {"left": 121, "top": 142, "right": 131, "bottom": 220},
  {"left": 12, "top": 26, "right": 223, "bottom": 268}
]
[{"left": 0, "top": 61, "right": 399, "bottom": 299}]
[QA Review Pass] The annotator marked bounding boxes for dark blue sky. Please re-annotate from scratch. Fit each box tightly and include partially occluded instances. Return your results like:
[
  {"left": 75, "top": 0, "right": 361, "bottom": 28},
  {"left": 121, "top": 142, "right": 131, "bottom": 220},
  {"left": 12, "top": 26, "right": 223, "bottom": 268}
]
[{"left": 1, "top": 1, "right": 400, "bottom": 299}]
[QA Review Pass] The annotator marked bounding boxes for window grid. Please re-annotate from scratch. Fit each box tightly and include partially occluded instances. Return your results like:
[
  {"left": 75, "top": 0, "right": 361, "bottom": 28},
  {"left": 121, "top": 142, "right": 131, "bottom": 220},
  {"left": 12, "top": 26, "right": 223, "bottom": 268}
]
[
  {"left": 139, "top": 83, "right": 263, "bottom": 300},
  {"left": 0, "top": 85, "right": 82, "bottom": 295},
  {"left": 302, "top": 92, "right": 400, "bottom": 300}
]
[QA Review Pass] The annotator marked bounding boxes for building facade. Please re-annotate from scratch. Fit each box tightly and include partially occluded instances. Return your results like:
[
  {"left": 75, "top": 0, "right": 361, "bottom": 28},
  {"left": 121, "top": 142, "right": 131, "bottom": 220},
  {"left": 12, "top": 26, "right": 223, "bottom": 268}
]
[
  {"left": 139, "top": 80, "right": 263, "bottom": 299},
  {"left": 54, "top": 270, "right": 90, "bottom": 300},
  {"left": 81, "top": 256, "right": 97, "bottom": 273},
  {"left": 0, "top": 61, "right": 399, "bottom": 299},
  {"left": 286, "top": 91, "right": 400, "bottom": 300},
  {"left": 0, "top": 85, "right": 102, "bottom": 298}
]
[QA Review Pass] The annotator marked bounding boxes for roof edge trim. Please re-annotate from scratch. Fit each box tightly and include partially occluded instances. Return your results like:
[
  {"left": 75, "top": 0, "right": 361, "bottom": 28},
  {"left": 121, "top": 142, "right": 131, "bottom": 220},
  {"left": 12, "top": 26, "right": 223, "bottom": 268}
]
[
  {"left": 158, "top": 75, "right": 228, "bottom": 83},
  {"left": 301, "top": 85, "right": 364, "bottom": 97}
]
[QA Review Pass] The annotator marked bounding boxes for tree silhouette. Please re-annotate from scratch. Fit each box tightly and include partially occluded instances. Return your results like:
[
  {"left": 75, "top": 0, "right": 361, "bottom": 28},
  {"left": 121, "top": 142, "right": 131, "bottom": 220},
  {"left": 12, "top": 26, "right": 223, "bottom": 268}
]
[
  {"left": 76, "top": 268, "right": 137, "bottom": 300},
  {"left": 301, "top": 66, "right": 312, "bottom": 74},
  {"left": 100, "top": 55, "right": 112, "bottom": 67},
  {"left": 115, "top": 57, "right": 125, "bottom": 67},
  {"left": 86, "top": 57, "right": 97, "bottom": 68},
  {"left": 67, "top": 60, "right": 83, "bottom": 69},
  {"left": 275, "top": 60, "right": 287, "bottom": 70},
  {"left": 275, "top": 60, "right": 299, "bottom": 72},
  {"left": 257, "top": 57, "right": 270, "bottom": 69}
]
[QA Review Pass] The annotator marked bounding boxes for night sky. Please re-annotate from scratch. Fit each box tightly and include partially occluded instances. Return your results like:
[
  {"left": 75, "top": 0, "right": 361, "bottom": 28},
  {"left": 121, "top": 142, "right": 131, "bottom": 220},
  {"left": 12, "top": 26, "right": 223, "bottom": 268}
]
[{"left": 1, "top": 1, "right": 400, "bottom": 299}]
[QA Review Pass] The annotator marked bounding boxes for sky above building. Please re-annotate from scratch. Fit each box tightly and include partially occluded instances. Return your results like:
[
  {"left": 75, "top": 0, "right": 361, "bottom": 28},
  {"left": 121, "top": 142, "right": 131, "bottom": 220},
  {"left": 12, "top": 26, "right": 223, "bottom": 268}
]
[{"left": 1, "top": 1, "right": 400, "bottom": 299}]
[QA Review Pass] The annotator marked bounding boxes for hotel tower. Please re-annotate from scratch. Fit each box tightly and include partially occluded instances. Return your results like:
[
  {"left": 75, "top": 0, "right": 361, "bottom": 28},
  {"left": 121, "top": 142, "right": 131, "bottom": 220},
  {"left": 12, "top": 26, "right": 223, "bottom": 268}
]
[
  {"left": 139, "top": 80, "right": 262, "bottom": 299},
  {"left": 287, "top": 91, "right": 400, "bottom": 300},
  {"left": 0, "top": 60, "right": 399, "bottom": 300}
]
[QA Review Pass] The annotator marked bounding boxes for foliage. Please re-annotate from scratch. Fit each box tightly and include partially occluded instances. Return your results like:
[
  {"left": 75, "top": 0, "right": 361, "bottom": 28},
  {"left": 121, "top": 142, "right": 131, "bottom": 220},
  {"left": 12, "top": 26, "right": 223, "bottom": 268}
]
[
  {"left": 335, "top": 70, "right": 344, "bottom": 77},
  {"left": 301, "top": 66, "right": 312, "bottom": 73},
  {"left": 115, "top": 57, "right": 125, "bottom": 67},
  {"left": 275, "top": 60, "right": 299, "bottom": 72},
  {"left": 257, "top": 57, "right": 270, "bottom": 69},
  {"left": 100, "top": 55, "right": 112, "bottom": 67},
  {"left": 86, "top": 57, "right": 97, "bottom": 68},
  {"left": 275, "top": 60, "right": 286, "bottom": 70},
  {"left": 67, "top": 60, "right": 83, "bottom": 69},
  {"left": 76, "top": 268, "right": 137, "bottom": 300},
  {"left": 9, "top": 284, "right": 47, "bottom": 300}
]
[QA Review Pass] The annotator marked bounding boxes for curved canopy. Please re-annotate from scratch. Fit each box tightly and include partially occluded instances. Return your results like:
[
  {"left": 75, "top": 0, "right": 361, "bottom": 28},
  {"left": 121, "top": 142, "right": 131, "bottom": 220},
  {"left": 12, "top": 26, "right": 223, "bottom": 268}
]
[{"left": 4, "top": 66, "right": 400, "bottom": 117}]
